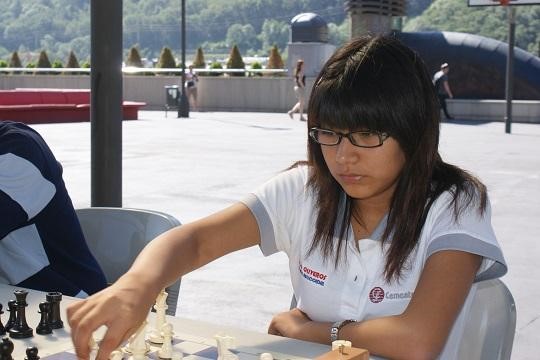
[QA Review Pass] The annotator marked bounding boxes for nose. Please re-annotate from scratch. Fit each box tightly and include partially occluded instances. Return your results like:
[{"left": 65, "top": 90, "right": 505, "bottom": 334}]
[{"left": 335, "top": 136, "right": 359, "bottom": 165}]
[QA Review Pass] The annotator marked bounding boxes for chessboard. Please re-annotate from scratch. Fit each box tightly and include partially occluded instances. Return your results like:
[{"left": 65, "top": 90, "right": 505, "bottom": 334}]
[{"left": 39, "top": 331, "right": 311, "bottom": 360}]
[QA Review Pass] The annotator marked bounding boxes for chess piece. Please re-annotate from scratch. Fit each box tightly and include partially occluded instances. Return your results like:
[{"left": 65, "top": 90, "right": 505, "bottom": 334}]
[
  {"left": 4, "top": 301, "right": 16, "bottom": 332},
  {"left": 259, "top": 353, "right": 273, "bottom": 360},
  {"left": 109, "top": 349, "right": 123, "bottom": 360},
  {"left": 25, "top": 346, "right": 39, "bottom": 360},
  {"left": 8, "top": 289, "right": 33, "bottom": 339},
  {"left": 149, "top": 290, "right": 169, "bottom": 344},
  {"left": 45, "top": 292, "right": 63, "bottom": 329},
  {"left": 125, "top": 320, "right": 148, "bottom": 356},
  {"left": 0, "top": 337, "right": 14, "bottom": 360},
  {"left": 158, "top": 323, "right": 173, "bottom": 359},
  {"left": 0, "top": 304, "right": 5, "bottom": 336},
  {"left": 35, "top": 302, "right": 52, "bottom": 335},
  {"left": 171, "top": 353, "right": 183, "bottom": 360},
  {"left": 215, "top": 335, "right": 239, "bottom": 360}
]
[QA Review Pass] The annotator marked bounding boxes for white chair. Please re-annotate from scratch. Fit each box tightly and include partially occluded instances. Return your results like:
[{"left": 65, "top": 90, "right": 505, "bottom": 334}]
[
  {"left": 457, "top": 278, "right": 516, "bottom": 360},
  {"left": 76, "top": 207, "right": 182, "bottom": 315},
  {"left": 289, "top": 279, "right": 516, "bottom": 359}
]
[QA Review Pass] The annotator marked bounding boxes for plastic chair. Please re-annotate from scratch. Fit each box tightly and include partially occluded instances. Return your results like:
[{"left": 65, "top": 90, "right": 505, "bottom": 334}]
[
  {"left": 289, "top": 279, "right": 516, "bottom": 359},
  {"left": 457, "top": 278, "right": 516, "bottom": 360},
  {"left": 76, "top": 207, "right": 182, "bottom": 315}
]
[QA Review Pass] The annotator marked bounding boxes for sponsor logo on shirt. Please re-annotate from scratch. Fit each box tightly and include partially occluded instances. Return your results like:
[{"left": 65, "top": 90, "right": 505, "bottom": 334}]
[
  {"left": 299, "top": 263, "right": 327, "bottom": 286},
  {"left": 369, "top": 287, "right": 413, "bottom": 303}
]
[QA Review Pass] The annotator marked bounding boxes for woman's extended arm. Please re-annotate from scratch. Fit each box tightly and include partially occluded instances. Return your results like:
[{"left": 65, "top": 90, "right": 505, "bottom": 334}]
[
  {"left": 269, "top": 250, "right": 481, "bottom": 360},
  {"left": 67, "top": 202, "right": 260, "bottom": 360}
]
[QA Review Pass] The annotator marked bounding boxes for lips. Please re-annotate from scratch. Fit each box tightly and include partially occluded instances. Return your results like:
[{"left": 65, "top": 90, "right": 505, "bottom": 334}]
[{"left": 338, "top": 173, "right": 364, "bottom": 183}]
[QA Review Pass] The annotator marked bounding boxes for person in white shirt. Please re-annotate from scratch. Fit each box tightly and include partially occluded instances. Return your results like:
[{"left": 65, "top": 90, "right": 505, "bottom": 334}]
[
  {"left": 184, "top": 65, "right": 199, "bottom": 111},
  {"left": 67, "top": 35, "right": 506, "bottom": 360}
]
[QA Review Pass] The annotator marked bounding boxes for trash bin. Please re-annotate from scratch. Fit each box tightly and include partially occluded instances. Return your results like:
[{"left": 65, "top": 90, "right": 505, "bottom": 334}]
[{"left": 164, "top": 85, "right": 180, "bottom": 117}]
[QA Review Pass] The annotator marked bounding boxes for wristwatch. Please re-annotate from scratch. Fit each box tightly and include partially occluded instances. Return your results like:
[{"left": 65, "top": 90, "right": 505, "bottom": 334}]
[{"left": 330, "top": 319, "right": 356, "bottom": 342}]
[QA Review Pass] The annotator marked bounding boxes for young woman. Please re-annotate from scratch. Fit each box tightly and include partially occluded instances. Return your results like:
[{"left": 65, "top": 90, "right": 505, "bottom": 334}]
[
  {"left": 287, "top": 59, "right": 306, "bottom": 121},
  {"left": 67, "top": 35, "right": 506, "bottom": 360},
  {"left": 185, "top": 65, "right": 199, "bottom": 111}
]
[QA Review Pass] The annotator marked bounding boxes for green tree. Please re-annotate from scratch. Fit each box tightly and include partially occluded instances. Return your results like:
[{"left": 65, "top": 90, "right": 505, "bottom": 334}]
[
  {"left": 192, "top": 47, "right": 206, "bottom": 68},
  {"left": 36, "top": 50, "right": 52, "bottom": 68},
  {"left": 9, "top": 51, "right": 22, "bottom": 68},
  {"left": 266, "top": 44, "right": 284, "bottom": 77},
  {"left": 65, "top": 50, "right": 80, "bottom": 68},
  {"left": 226, "top": 44, "right": 245, "bottom": 77},
  {"left": 258, "top": 19, "right": 289, "bottom": 54},
  {"left": 226, "top": 24, "right": 259, "bottom": 53},
  {"left": 156, "top": 47, "right": 176, "bottom": 75},
  {"left": 126, "top": 46, "right": 143, "bottom": 67}
]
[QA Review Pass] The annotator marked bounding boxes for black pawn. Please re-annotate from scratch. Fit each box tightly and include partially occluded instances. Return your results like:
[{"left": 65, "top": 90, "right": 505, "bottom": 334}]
[
  {"left": 0, "top": 337, "right": 14, "bottom": 360},
  {"left": 45, "top": 292, "right": 63, "bottom": 329},
  {"left": 0, "top": 304, "right": 5, "bottom": 335},
  {"left": 4, "top": 301, "right": 15, "bottom": 333},
  {"left": 25, "top": 346, "right": 39, "bottom": 360},
  {"left": 35, "top": 302, "right": 52, "bottom": 335},
  {"left": 8, "top": 289, "right": 33, "bottom": 339}
]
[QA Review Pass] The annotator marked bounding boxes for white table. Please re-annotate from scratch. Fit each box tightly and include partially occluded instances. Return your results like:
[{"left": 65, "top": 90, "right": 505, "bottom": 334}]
[{"left": 1, "top": 284, "right": 334, "bottom": 359}]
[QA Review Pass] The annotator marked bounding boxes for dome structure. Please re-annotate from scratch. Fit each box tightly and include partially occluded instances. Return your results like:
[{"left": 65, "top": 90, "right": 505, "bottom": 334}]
[
  {"left": 290, "top": 13, "right": 328, "bottom": 43},
  {"left": 396, "top": 31, "right": 540, "bottom": 100}
]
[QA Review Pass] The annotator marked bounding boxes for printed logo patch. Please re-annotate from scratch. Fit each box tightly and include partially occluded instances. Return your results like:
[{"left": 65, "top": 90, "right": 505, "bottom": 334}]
[
  {"left": 369, "top": 287, "right": 385, "bottom": 303},
  {"left": 299, "top": 263, "right": 327, "bottom": 286}
]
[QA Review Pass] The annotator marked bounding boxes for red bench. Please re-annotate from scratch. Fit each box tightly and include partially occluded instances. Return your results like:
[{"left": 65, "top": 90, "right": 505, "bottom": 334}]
[{"left": 0, "top": 89, "right": 146, "bottom": 124}]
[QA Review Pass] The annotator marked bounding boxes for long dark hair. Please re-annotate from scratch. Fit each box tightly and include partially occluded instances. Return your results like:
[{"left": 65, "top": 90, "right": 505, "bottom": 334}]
[{"left": 305, "top": 34, "right": 487, "bottom": 282}]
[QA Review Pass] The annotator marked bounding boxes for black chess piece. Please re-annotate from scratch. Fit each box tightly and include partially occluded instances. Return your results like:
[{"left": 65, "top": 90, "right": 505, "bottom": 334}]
[
  {"left": 0, "top": 336, "right": 14, "bottom": 360},
  {"left": 4, "top": 301, "right": 15, "bottom": 333},
  {"left": 35, "top": 302, "right": 52, "bottom": 335},
  {"left": 45, "top": 292, "right": 63, "bottom": 329},
  {"left": 25, "top": 346, "right": 39, "bottom": 360},
  {"left": 0, "top": 304, "right": 5, "bottom": 336},
  {"left": 8, "top": 289, "right": 33, "bottom": 339}
]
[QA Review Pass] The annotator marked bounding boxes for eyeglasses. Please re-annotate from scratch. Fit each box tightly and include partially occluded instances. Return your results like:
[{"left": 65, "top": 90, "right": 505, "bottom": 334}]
[{"left": 309, "top": 127, "right": 390, "bottom": 148}]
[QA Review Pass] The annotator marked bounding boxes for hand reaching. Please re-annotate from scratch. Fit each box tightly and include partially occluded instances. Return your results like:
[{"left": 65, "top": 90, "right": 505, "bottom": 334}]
[{"left": 267, "top": 308, "right": 311, "bottom": 339}]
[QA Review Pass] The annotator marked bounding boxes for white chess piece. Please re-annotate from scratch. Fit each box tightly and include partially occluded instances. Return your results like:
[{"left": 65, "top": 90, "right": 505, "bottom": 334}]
[
  {"left": 215, "top": 335, "right": 239, "bottom": 360},
  {"left": 171, "top": 353, "right": 183, "bottom": 360},
  {"left": 259, "top": 353, "right": 274, "bottom": 360},
  {"left": 158, "top": 323, "right": 174, "bottom": 359},
  {"left": 109, "top": 349, "right": 123, "bottom": 360},
  {"left": 149, "top": 289, "right": 169, "bottom": 344},
  {"left": 126, "top": 320, "right": 149, "bottom": 356}
]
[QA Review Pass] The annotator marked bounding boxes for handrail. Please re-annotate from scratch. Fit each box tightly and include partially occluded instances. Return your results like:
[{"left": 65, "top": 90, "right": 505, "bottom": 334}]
[{"left": 0, "top": 67, "right": 289, "bottom": 75}]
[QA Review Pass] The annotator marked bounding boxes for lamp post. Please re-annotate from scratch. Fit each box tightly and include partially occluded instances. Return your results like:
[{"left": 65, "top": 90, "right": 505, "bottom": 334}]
[{"left": 178, "top": 0, "right": 190, "bottom": 117}]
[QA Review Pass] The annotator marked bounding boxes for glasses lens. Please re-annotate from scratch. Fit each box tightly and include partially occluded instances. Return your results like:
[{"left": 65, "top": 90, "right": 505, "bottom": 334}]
[
  {"left": 313, "top": 129, "right": 339, "bottom": 145},
  {"left": 350, "top": 132, "right": 382, "bottom": 147}
]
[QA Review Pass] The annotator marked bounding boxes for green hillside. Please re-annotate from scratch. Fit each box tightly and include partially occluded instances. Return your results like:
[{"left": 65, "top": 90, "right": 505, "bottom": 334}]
[
  {"left": 404, "top": 0, "right": 540, "bottom": 55},
  {"left": 0, "top": 0, "right": 538, "bottom": 66}
]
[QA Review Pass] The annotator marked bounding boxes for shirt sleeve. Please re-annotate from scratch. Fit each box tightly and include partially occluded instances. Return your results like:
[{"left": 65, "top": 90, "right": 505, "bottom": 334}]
[
  {"left": 240, "top": 166, "right": 310, "bottom": 256},
  {"left": 0, "top": 135, "right": 56, "bottom": 239},
  {"left": 424, "top": 191, "right": 507, "bottom": 282}
]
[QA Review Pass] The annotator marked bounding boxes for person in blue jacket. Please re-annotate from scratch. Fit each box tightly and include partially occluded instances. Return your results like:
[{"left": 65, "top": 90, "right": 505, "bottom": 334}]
[{"left": 0, "top": 120, "right": 107, "bottom": 297}]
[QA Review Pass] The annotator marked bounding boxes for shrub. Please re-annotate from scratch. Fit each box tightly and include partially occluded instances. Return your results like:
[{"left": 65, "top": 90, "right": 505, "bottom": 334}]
[
  {"left": 66, "top": 51, "right": 80, "bottom": 68},
  {"left": 250, "top": 61, "right": 262, "bottom": 77},
  {"left": 9, "top": 51, "right": 22, "bottom": 68},
  {"left": 0, "top": 60, "right": 7, "bottom": 74},
  {"left": 37, "top": 50, "right": 52, "bottom": 68},
  {"left": 156, "top": 47, "right": 176, "bottom": 76},
  {"left": 52, "top": 60, "right": 63, "bottom": 68},
  {"left": 192, "top": 47, "right": 205, "bottom": 68},
  {"left": 267, "top": 45, "right": 285, "bottom": 77},
  {"left": 226, "top": 44, "right": 245, "bottom": 77},
  {"left": 209, "top": 61, "right": 223, "bottom": 77},
  {"left": 125, "top": 46, "right": 143, "bottom": 68}
]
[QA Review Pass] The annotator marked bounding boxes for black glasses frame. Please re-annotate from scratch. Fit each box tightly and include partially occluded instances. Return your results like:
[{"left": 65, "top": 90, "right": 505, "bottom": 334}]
[{"left": 309, "top": 127, "right": 390, "bottom": 148}]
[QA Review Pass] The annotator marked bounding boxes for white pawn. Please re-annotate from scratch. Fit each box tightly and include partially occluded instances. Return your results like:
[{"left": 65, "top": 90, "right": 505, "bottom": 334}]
[
  {"left": 127, "top": 320, "right": 148, "bottom": 356},
  {"left": 109, "top": 349, "right": 123, "bottom": 360},
  {"left": 259, "top": 353, "right": 274, "bottom": 360},
  {"left": 158, "top": 323, "right": 174, "bottom": 359},
  {"left": 149, "top": 289, "right": 169, "bottom": 344},
  {"left": 171, "top": 353, "right": 183, "bottom": 360}
]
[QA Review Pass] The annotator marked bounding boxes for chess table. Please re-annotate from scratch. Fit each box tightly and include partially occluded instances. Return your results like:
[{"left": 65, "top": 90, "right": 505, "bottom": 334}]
[{"left": 0, "top": 284, "right": 374, "bottom": 359}]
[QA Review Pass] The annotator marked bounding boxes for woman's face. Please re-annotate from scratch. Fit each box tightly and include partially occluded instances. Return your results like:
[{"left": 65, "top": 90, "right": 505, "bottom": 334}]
[{"left": 321, "top": 128, "right": 406, "bottom": 207}]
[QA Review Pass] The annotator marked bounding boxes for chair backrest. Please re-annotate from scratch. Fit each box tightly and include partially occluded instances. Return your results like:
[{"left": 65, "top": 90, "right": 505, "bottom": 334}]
[
  {"left": 290, "top": 279, "right": 516, "bottom": 359},
  {"left": 76, "top": 207, "right": 182, "bottom": 316},
  {"left": 457, "top": 278, "right": 516, "bottom": 360}
]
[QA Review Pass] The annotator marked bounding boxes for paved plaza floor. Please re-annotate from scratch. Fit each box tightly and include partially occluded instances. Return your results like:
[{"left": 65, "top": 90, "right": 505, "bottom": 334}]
[{"left": 31, "top": 111, "right": 540, "bottom": 359}]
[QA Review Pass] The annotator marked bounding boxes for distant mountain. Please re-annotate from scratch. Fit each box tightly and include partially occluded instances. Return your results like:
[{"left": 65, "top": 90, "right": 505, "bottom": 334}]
[{"left": 403, "top": 0, "right": 540, "bottom": 56}]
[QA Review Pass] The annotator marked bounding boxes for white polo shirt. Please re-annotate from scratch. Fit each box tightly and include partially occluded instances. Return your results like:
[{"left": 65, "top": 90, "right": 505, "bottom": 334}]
[{"left": 242, "top": 166, "right": 507, "bottom": 360}]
